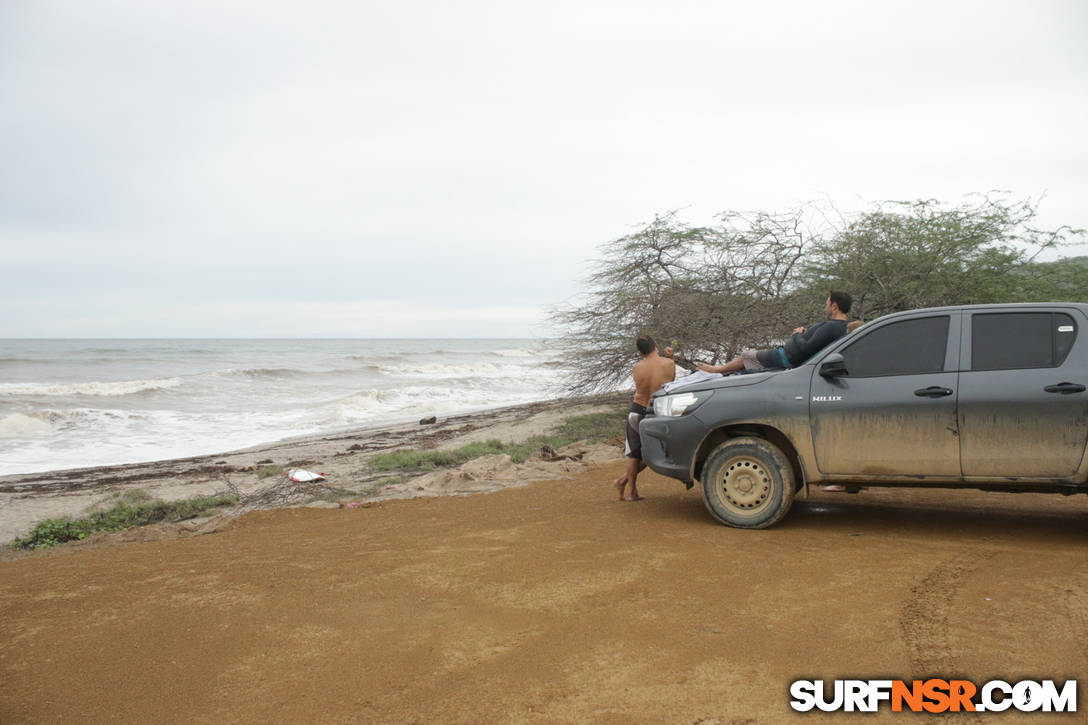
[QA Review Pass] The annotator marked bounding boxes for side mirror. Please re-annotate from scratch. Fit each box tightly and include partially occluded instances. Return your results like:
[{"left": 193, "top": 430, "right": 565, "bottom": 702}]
[{"left": 819, "top": 352, "right": 848, "bottom": 378}]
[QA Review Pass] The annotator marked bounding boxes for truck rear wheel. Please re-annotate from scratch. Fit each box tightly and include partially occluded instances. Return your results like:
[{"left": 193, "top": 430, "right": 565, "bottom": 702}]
[{"left": 701, "top": 436, "right": 795, "bottom": 528}]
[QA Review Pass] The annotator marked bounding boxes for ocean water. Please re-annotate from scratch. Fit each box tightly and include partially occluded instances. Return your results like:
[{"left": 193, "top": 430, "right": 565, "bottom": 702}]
[{"left": 0, "top": 339, "right": 567, "bottom": 476}]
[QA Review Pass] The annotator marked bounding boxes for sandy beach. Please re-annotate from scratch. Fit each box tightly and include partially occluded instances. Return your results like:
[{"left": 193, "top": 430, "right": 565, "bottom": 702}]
[
  {"left": 1, "top": 396, "right": 1086, "bottom": 723},
  {"left": 0, "top": 394, "right": 627, "bottom": 548}
]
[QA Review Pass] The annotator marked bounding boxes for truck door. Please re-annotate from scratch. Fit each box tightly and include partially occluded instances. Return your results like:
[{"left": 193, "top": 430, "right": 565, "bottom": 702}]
[
  {"left": 959, "top": 310, "right": 1088, "bottom": 478},
  {"left": 809, "top": 313, "right": 961, "bottom": 477}
]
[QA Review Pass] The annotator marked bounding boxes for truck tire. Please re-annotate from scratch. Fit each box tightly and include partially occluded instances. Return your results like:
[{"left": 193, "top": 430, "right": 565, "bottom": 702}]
[{"left": 701, "top": 436, "right": 795, "bottom": 529}]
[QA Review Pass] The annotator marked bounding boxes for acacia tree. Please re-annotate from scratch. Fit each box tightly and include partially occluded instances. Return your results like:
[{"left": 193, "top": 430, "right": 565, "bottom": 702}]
[
  {"left": 553, "top": 195, "right": 1085, "bottom": 395},
  {"left": 550, "top": 208, "right": 818, "bottom": 394},
  {"left": 805, "top": 195, "right": 1085, "bottom": 320}
]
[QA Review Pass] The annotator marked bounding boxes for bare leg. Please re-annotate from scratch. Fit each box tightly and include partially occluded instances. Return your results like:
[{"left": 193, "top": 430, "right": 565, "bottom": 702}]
[
  {"left": 719, "top": 356, "right": 744, "bottom": 373},
  {"left": 699, "top": 356, "right": 745, "bottom": 374},
  {"left": 620, "top": 458, "right": 646, "bottom": 501},
  {"left": 613, "top": 470, "right": 628, "bottom": 500}
]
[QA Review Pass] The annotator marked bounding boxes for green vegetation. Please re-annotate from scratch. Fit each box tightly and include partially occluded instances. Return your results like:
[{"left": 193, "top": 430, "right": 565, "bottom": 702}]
[
  {"left": 368, "top": 410, "right": 623, "bottom": 472},
  {"left": 553, "top": 410, "right": 624, "bottom": 442},
  {"left": 360, "top": 477, "right": 405, "bottom": 497},
  {"left": 11, "top": 489, "right": 237, "bottom": 550},
  {"left": 551, "top": 195, "right": 1087, "bottom": 393},
  {"left": 256, "top": 465, "right": 283, "bottom": 479},
  {"left": 322, "top": 486, "right": 360, "bottom": 499},
  {"left": 805, "top": 197, "right": 1086, "bottom": 318}
]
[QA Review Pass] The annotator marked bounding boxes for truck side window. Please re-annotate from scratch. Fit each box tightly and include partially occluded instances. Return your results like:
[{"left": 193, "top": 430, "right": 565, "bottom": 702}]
[
  {"left": 971, "top": 312, "right": 1078, "bottom": 370},
  {"left": 839, "top": 315, "right": 950, "bottom": 377}
]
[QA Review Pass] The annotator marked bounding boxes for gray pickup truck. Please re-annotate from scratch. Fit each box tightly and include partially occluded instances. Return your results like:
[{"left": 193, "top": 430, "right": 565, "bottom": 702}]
[{"left": 640, "top": 302, "right": 1088, "bottom": 528}]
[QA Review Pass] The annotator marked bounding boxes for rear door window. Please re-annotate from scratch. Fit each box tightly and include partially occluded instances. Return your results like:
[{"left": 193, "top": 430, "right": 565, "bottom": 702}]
[
  {"left": 840, "top": 316, "right": 950, "bottom": 377},
  {"left": 971, "top": 312, "right": 1078, "bottom": 370}
]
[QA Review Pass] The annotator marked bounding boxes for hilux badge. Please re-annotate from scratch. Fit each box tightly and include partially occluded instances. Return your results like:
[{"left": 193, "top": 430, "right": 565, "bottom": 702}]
[{"left": 811, "top": 395, "right": 843, "bottom": 402}]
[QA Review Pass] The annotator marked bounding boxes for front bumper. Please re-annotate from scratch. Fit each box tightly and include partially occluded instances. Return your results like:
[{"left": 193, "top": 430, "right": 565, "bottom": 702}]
[{"left": 639, "top": 412, "right": 710, "bottom": 485}]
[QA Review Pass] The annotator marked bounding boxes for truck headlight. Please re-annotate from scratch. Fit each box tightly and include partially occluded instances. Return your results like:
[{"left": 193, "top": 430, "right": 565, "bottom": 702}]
[{"left": 652, "top": 390, "right": 712, "bottom": 417}]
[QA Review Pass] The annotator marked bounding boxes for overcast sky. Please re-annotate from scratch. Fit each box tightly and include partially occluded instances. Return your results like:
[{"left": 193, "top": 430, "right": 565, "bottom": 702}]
[{"left": 2, "top": 0, "right": 1086, "bottom": 338}]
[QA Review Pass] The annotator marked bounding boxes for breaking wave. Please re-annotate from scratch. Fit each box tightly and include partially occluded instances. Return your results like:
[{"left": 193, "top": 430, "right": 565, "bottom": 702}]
[
  {"left": 380, "top": 362, "right": 530, "bottom": 379},
  {"left": 0, "top": 337, "right": 562, "bottom": 475},
  {"left": 0, "top": 377, "right": 184, "bottom": 397},
  {"left": 335, "top": 389, "right": 397, "bottom": 409},
  {"left": 0, "top": 413, "right": 55, "bottom": 439},
  {"left": 0, "top": 408, "right": 144, "bottom": 438},
  {"left": 487, "top": 348, "right": 537, "bottom": 357},
  {"left": 217, "top": 367, "right": 301, "bottom": 380}
]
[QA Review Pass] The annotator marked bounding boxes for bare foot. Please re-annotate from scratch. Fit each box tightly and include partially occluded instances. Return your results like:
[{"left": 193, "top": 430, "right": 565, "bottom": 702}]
[
  {"left": 613, "top": 475, "right": 628, "bottom": 500},
  {"left": 622, "top": 490, "right": 644, "bottom": 502}
]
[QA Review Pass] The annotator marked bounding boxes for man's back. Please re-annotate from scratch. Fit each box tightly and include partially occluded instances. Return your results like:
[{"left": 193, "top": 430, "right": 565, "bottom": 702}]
[{"left": 633, "top": 353, "right": 675, "bottom": 406}]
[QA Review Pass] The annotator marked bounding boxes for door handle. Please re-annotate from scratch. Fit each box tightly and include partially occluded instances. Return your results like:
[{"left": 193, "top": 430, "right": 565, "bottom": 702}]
[
  {"left": 914, "top": 386, "right": 953, "bottom": 398},
  {"left": 1044, "top": 382, "right": 1086, "bottom": 394}
]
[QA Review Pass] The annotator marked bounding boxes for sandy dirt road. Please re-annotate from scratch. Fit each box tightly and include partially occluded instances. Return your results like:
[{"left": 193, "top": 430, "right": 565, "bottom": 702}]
[{"left": 1, "top": 464, "right": 1086, "bottom": 724}]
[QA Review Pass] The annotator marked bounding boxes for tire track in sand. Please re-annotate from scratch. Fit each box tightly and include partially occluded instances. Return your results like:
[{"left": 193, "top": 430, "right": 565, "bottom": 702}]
[
  {"left": 1062, "top": 580, "right": 1088, "bottom": 672},
  {"left": 898, "top": 556, "right": 994, "bottom": 724}
]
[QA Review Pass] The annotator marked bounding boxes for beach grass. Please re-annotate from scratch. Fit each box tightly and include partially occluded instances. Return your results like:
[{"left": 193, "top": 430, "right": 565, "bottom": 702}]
[
  {"left": 360, "top": 477, "right": 406, "bottom": 497},
  {"left": 321, "top": 486, "right": 362, "bottom": 499},
  {"left": 553, "top": 409, "right": 626, "bottom": 442},
  {"left": 7, "top": 405, "right": 627, "bottom": 550},
  {"left": 368, "top": 410, "right": 624, "bottom": 472},
  {"left": 10, "top": 489, "right": 238, "bottom": 550}
]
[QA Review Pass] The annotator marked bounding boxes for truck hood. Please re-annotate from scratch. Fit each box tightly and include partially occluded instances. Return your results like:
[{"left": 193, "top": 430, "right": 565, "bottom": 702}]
[{"left": 653, "top": 368, "right": 784, "bottom": 399}]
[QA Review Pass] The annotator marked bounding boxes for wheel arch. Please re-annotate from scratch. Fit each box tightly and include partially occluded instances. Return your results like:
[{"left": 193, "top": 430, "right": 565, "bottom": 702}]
[{"left": 693, "top": 424, "right": 806, "bottom": 491}]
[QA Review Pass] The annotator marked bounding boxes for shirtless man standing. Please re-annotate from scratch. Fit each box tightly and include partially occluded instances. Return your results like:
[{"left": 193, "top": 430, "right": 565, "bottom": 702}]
[{"left": 614, "top": 336, "right": 675, "bottom": 501}]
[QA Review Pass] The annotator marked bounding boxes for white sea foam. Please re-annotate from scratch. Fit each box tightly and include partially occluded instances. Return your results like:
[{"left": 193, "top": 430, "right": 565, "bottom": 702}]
[
  {"left": 334, "top": 389, "right": 395, "bottom": 412},
  {"left": 0, "top": 413, "right": 55, "bottom": 439},
  {"left": 488, "top": 348, "right": 537, "bottom": 357},
  {"left": 381, "top": 362, "right": 526, "bottom": 378},
  {"left": 0, "top": 407, "right": 158, "bottom": 436},
  {"left": 0, "top": 338, "right": 564, "bottom": 475},
  {"left": 0, "top": 377, "right": 184, "bottom": 397},
  {"left": 319, "top": 392, "right": 392, "bottom": 426},
  {"left": 214, "top": 367, "right": 301, "bottom": 380}
]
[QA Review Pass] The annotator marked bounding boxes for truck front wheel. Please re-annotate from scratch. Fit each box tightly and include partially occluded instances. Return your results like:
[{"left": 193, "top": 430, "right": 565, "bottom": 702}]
[{"left": 701, "top": 437, "right": 795, "bottom": 528}]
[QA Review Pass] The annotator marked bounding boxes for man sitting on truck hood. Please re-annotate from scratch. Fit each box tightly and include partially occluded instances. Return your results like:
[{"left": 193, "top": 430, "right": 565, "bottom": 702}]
[{"left": 698, "top": 291, "right": 853, "bottom": 375}]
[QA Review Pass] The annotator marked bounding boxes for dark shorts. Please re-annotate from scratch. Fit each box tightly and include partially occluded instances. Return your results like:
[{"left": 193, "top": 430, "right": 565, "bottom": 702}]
[
  {"left": 624, "top": 402, "right": 648, "bottom": 460},
  {"left": 749, "top": 346, "right": 792, "bottom": 370}
]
